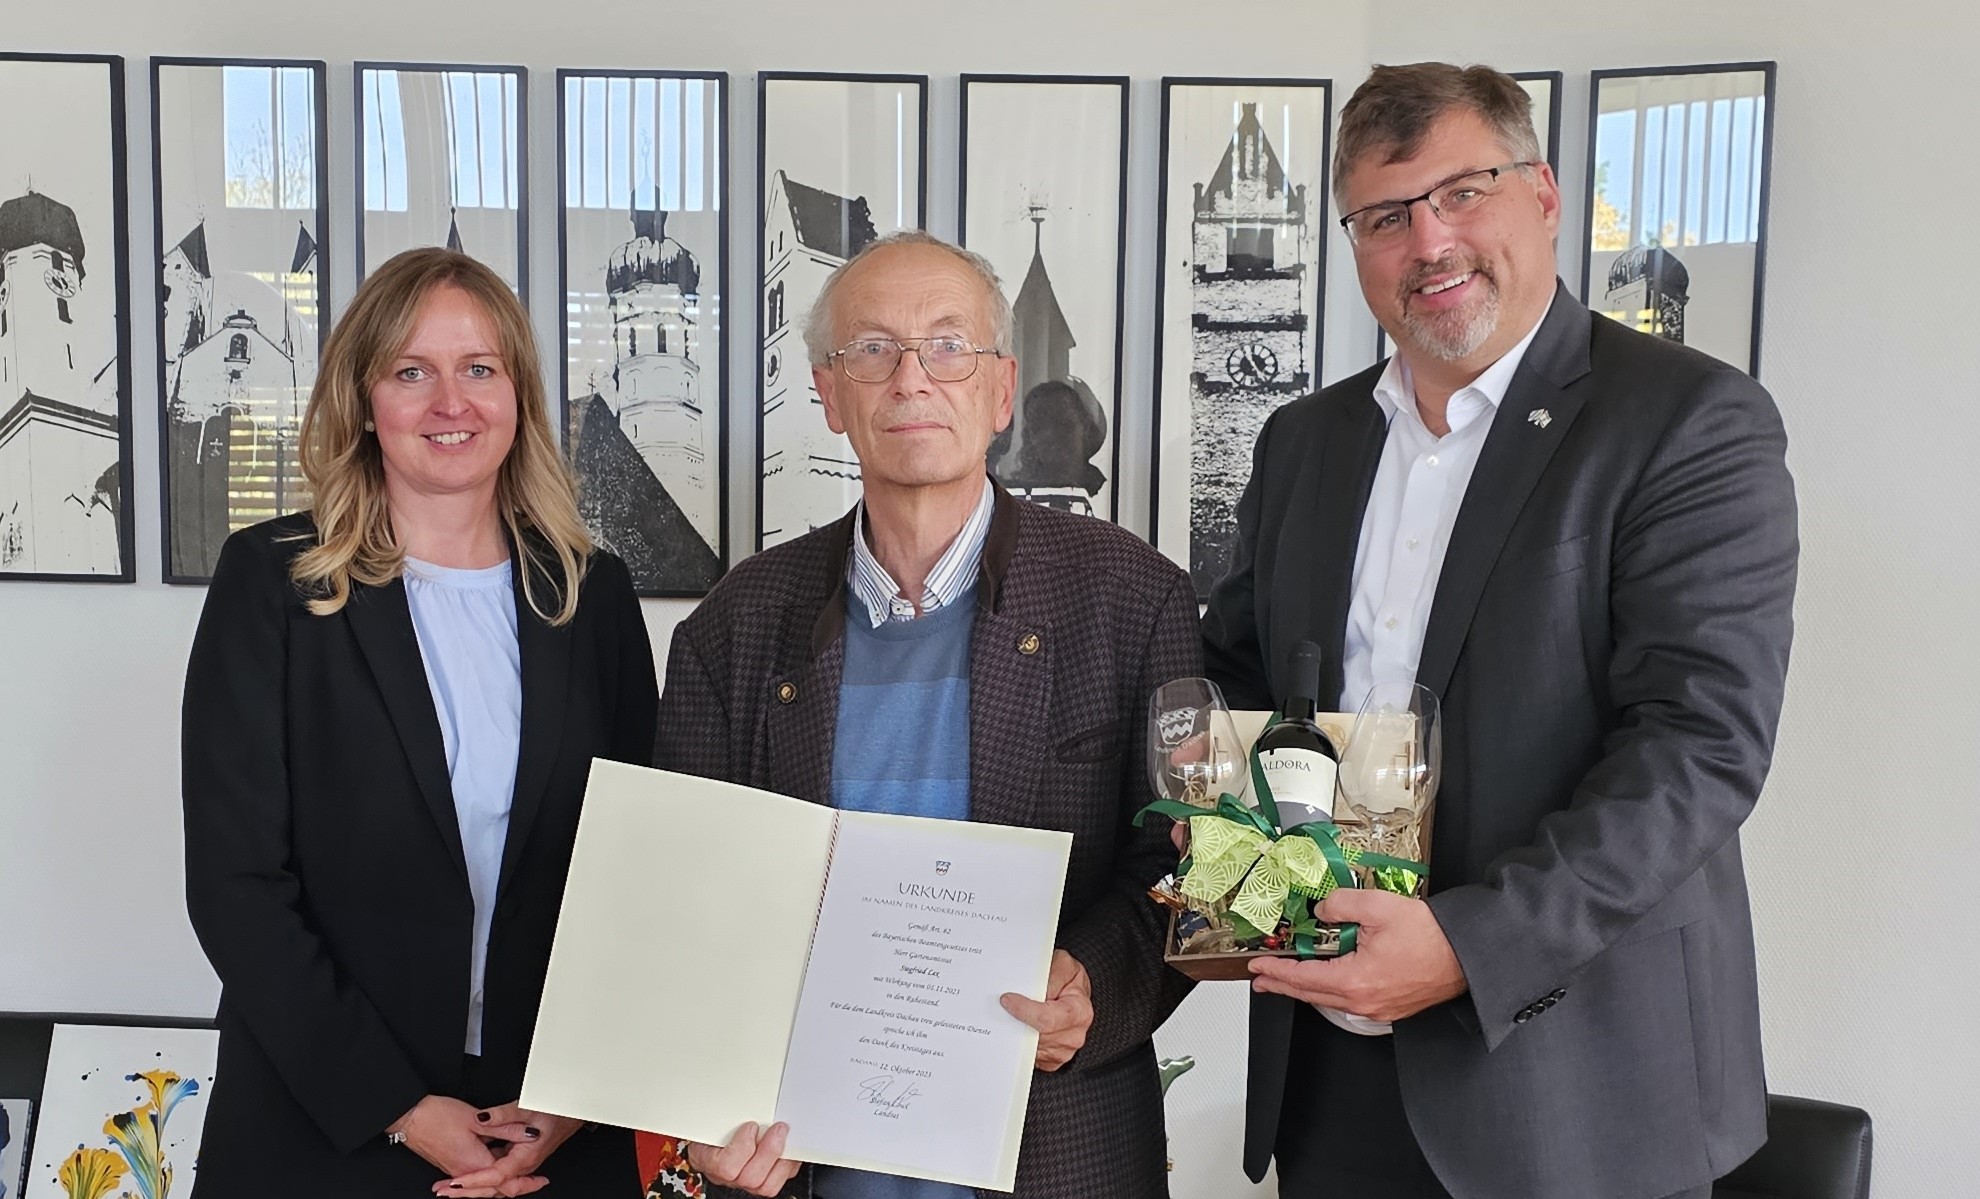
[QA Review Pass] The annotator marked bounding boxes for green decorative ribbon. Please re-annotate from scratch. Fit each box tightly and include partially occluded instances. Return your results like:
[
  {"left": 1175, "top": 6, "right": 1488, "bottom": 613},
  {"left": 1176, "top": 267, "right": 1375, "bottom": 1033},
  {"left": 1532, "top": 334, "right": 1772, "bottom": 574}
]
[{"left": 1136, "top": 712, "right": 1429, "bottom": 958}]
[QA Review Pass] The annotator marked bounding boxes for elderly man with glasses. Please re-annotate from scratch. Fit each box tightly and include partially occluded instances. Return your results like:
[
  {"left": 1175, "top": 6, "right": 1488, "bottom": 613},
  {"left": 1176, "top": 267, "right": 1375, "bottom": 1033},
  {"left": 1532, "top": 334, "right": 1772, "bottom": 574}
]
[
  {"left": 657, "top": 230, "right": 1199, "bottom": 1199},
  {"left": 1201, "top": 63, "right": 1798, "bottom": 1199}
]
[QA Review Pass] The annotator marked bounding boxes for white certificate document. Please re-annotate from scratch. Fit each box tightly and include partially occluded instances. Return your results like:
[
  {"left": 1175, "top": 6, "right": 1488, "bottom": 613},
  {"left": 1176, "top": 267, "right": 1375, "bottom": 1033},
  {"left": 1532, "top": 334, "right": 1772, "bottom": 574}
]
[
  {"left": 775, "top": 814, "right": 1068, "bottom": 1187},
  {"left": 521, "top": 761, "right": 1072, "bottom": 1192}
]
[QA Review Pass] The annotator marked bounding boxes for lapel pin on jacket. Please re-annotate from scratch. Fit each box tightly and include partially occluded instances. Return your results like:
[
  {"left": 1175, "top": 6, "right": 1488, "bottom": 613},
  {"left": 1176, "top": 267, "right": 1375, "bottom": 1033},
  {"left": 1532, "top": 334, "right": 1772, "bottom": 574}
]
[{"left": 1527, "top": 408, "right": 1553, "bottom": 429}]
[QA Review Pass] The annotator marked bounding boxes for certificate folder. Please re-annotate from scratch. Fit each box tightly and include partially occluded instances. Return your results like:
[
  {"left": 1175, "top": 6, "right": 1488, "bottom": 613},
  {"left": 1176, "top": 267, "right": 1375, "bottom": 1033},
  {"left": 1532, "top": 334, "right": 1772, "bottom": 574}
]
[{"left": 522, "top": 760, "right": 1073, "bottom": 1191}]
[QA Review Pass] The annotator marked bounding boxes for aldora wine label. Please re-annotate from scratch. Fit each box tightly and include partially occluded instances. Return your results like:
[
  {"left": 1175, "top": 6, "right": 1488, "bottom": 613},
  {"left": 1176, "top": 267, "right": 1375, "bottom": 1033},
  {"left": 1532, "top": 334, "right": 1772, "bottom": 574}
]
[{"left": 1256, "top": 747, "right": 1338, "bottom": 825}]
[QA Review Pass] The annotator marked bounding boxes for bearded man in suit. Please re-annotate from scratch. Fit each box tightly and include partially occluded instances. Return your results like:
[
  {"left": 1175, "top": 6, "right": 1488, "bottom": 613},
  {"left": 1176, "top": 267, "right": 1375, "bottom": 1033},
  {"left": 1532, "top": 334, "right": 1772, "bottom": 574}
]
[{"left": 1201, "top": 62, "right": 1799, "bottom": 1199}]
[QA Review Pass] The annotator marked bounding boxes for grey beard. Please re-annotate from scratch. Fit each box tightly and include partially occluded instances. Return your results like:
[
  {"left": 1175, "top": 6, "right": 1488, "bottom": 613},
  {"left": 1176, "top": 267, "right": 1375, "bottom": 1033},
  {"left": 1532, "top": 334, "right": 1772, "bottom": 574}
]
[{"left": 1400, "top": 285, "right": 1500, "bottom": 361}]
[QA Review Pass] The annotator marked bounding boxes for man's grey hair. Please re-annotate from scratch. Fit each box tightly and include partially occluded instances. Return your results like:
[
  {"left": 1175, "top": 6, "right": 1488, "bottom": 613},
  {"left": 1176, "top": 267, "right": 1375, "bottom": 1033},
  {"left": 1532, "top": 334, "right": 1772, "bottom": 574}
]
[
  {"left": 1332, "top": 62, "right": 1544, "bottom": 211},
  {"left": 800, "top": 229, "right": 1015, "bottom": 367}
]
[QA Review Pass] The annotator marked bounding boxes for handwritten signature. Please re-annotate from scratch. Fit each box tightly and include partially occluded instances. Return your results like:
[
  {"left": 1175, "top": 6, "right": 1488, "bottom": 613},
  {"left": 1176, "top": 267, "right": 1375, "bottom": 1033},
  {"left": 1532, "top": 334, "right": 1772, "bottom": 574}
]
[{"left": 856, "top": 1075, "right": 922, "bottom": 1113}]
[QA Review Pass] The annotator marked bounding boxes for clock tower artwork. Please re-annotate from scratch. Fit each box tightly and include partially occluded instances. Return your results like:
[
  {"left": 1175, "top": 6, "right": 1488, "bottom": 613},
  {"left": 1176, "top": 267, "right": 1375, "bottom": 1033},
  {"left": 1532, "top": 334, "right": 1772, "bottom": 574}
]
[{"left": 1187, "top": 102, "right": 1313, "bottom": 593}]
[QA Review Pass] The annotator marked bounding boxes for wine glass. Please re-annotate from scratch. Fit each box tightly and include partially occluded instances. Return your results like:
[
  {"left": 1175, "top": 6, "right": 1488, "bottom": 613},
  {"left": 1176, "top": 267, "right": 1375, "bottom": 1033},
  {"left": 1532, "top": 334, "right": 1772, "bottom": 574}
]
[
  {"left": 1147, "top": 678, "right": 1249, "bottom": 809},
  {"left": 1334, "top": 682, "right": 1440, "bottom": 893}
]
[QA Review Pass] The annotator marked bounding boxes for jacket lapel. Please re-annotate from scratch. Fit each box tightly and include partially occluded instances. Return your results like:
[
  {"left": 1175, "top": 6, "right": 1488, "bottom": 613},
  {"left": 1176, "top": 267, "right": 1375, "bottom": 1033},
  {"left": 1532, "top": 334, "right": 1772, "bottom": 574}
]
[
  {"left": 1414, "top": 287, "right": 1594, "bottom": 703},
  {"left": 1282, "top": 394, "right": 1387, "bottom": 703},
  {"left": 343, "top": 579, "right": 469, "bottom": 882},
  {"left": 967, "top": 486, "right": 1048, "bottom": 829},
  {"left": 767, "top": 510, "right": 857, "bottom": 806},
  {"left": 499, "top": 543, "right": 574, "bottom": 891}
]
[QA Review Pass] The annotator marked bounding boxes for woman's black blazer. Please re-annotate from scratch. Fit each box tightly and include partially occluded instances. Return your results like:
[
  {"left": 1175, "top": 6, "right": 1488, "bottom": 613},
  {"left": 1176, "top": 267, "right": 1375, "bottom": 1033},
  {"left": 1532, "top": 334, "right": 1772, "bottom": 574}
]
[{"left": 181, "top": 513, "right": 658, "bottom": 1196}]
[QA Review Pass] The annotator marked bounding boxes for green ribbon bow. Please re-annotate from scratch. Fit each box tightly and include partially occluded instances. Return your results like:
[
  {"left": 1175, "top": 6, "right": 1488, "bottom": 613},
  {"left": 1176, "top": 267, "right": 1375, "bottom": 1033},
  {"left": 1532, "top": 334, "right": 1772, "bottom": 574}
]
[
  {"left": 1136, "top": 711, "right": 1430, "bottom": 958},
  {"left": 1137, "top": 792, "right": 1368, "bottom": 954}
]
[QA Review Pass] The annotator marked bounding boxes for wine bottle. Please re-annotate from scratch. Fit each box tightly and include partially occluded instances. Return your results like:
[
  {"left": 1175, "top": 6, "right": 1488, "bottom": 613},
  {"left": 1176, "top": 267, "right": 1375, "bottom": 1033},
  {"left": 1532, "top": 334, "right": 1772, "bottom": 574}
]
[{"left": 1253, "top": 641, "right": 1341, "bottom": 829}]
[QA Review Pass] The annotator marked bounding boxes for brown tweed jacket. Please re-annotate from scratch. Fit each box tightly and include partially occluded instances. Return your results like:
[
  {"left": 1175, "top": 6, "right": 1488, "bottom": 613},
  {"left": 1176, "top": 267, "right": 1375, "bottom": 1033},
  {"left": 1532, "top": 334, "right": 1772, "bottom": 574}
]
[{"left": 656, "top": 481, "right": 1199, "bottom": 1199}]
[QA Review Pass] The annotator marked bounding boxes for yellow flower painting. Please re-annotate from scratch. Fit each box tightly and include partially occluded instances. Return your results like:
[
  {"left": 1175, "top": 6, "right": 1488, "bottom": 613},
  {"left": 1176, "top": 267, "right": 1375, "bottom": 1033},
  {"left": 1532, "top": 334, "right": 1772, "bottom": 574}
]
[{"left": 56, "top": 1146, "right": 124, "bottom": 1199}]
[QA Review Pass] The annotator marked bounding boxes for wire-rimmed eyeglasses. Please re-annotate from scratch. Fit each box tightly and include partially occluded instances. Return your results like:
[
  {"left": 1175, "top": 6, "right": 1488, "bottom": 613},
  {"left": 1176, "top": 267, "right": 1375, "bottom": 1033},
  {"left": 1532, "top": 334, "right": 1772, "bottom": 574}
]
[
  {"left": 1338, "top": 161, "right": 1540, "bottom": 246},
  {"left": 826, "top": 336, "right": 1004, "bottom": 384}
]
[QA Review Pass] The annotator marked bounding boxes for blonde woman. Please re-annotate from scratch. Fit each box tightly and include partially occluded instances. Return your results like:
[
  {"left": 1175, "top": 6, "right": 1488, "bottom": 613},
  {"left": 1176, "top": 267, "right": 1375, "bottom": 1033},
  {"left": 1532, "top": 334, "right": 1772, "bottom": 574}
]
[{"left": 183, "top": 249, "right": 656, "bottom": 1198}]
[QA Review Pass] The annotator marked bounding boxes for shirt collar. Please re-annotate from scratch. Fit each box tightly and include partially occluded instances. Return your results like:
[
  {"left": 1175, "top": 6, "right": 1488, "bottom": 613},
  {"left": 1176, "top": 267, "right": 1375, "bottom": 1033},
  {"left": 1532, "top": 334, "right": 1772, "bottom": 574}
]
[
  {"left": 848, "top": 477, "right": 996, "bottom": 628},
  {"left": 1371, "top": 298, "right": 1553, "bottom": 433}
]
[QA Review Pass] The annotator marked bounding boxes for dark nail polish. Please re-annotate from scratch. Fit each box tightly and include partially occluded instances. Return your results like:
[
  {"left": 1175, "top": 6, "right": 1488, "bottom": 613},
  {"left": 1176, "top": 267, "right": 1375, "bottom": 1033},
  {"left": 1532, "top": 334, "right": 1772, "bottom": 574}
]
[
  {"left": 525, "top": 1125, "right": 541, "bottom": 1138},
  {"left": 476, "top": 1111, "right": 490, "bottom": 1123}
]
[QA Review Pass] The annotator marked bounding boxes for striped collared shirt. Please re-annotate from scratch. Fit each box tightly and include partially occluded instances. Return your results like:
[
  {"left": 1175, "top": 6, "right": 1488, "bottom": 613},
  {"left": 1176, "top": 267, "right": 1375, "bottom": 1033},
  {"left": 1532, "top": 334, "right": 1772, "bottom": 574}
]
[{"left": 847, "top": 478, "right": 995, "bottom": 628}]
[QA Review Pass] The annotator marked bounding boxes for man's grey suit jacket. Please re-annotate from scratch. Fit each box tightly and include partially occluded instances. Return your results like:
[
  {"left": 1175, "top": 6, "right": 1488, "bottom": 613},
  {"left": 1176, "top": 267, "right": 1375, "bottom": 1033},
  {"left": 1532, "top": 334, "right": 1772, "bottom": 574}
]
[{"left": 1202, "top": 283, "right": 1799, "bottom": 1199}]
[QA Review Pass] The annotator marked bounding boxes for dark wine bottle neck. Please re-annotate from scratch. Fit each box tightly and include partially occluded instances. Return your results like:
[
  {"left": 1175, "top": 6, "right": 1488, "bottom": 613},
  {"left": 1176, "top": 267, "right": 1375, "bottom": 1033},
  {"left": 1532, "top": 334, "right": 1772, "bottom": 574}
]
[{"left": 1284, "top": 693, "right": 1317, "bottom": 722}]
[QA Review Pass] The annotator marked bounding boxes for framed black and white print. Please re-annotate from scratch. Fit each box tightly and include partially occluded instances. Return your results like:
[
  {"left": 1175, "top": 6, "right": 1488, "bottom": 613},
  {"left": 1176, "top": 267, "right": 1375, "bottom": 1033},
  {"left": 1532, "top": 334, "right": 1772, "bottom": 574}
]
[
  {"left": 557, "top": 69, "right": 728, "bottom": 597},
  {"left": 1514, "top": 71, "right": 1565, "bottom": 173},
  {"left": 1377, "top": 70, "right": 1562, "bottom": 365},
  {"left": 1153, "top": 77, "right": 1330, "bottom": 597},
  {"left": 0, "top": 53, "right": 134, "bottom": 582},
  {"left": 757, "top": 71, "right": 926, "bottom": 551},
  {"left": 1582, "top": 62, "right": 1776, "bottom": 376},
  {"left": 959, "top": 74, "right": 1128, "bottom": 523},
  {"left": 356, "top": 62, "right": 527, "bottom": 295},
  {"left": 153, "top": 57, "right": 329, "bottom": 583}
]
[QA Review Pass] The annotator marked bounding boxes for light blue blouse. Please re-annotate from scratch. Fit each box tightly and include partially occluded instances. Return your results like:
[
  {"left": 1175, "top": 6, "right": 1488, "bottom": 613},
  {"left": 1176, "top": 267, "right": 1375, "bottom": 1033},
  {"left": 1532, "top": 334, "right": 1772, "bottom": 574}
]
[{"left": 403, "top": 555, "right": 521, "bottom": 1056}]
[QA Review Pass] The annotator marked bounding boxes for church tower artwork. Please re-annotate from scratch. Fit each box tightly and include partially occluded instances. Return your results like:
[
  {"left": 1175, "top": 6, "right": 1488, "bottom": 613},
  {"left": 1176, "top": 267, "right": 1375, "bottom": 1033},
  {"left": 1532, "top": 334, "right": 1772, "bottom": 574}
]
[
  {"left": 989, "top": 208, "right": 1106, "bottom": 515},
  {"left": 1186, "top": 101, "right": 1313, "bottom": 593},
  {"left": 0, "top": 189, "right": 124, "bottom": 576},
  {"left": 158, "top": 219, "right": 313, "bottom": 579},
  {"left": 570, "top": 205, "right": 722, "bottom": 594},
  {"left": 606, "top": 205, "right": 711, "bottom": 541}
]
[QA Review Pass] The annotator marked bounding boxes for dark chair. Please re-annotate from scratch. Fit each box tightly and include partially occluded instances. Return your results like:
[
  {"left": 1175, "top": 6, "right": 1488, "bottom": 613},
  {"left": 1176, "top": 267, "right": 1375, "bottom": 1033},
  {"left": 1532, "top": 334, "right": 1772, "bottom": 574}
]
[{"left": 1714, "top": 1093, "right": 1873, "bottom": 1199}]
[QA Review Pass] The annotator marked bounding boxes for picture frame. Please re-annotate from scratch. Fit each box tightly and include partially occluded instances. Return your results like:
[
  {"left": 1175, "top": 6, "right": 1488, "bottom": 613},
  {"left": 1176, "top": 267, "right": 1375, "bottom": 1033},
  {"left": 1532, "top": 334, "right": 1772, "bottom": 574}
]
[
  {"left": 756, "top": 71, "right": 927, "bottom": 551},
  {"left": 27, "top": 1024, "right": 218, "bottom": 1199},
  {"left": 1516, "top": 70, "right": 1566, "bottom": 174},
  {"left": 1581, "top": 62, "right": 1776, "bottom": 376},
  {"left": 959, "top": 74, "right": 1129, "bottom": 524},
  {"left": 152, "top": 56, "right": 330, "bottom": 583},
  {"left": 557, "top": 68, "right": 729, "bottom": 597},
  {"left": 0, "top": 52, "right": 135, "bottom": 583},
  {"left": 355, "top": 61, "right": 528, "bottom": 296},
  {"left": 1152, "top": 77, "right": 1331, "bottom": 598},
  {"left": 0, "top": 1098, "right": 28, "bottom": 1199}
]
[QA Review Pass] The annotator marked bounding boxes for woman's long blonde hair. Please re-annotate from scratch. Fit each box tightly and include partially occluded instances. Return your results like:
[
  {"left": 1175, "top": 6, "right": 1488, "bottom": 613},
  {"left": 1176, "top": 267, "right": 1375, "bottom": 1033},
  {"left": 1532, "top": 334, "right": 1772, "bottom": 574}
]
[{"left": 290, "top": 248, "right": 591, "bottom": 625}]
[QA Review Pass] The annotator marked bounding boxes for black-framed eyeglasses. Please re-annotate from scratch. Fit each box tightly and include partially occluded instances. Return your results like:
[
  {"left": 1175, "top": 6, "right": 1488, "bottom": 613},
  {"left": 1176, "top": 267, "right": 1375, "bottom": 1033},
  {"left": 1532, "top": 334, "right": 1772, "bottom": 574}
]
[
  {"left": 826, "top": 336, "right": 1003, "bottom": 384},
  {"left": 1338, "top": 161, "right": 1540, "bottom": 246}
]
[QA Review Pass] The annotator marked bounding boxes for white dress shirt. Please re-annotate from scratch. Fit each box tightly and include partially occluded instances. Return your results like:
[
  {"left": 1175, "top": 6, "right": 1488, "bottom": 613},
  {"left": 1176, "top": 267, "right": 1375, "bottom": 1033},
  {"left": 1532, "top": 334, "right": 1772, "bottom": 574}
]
[
  {"left": 847, "top": 477, "right": 994, "bottom": 627},
  {"left": 1327, "top": 310, "right": 1547, "bottom": 1036}
]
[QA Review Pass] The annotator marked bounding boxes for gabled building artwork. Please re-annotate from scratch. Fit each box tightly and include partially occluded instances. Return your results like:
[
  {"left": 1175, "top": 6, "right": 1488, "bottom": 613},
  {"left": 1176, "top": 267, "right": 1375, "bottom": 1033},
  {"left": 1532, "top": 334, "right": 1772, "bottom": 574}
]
[
  {"left": 988, "top": 208, "right": 1106, "bottom": 514},
  {"left": 158, "top": 218, "right": 312, "bottom": 579},
  {"left": 1187, "top": 102, "right": 1312, "bottom": 593},
  {"left": 572, "top": 203, "right": 721, "bottom": 590},
  {"left": 0, "top": 189, "right": 122, "bottom": 575},
  {"left": 760, "top": 169, "right": 876, "bottom": 548}
]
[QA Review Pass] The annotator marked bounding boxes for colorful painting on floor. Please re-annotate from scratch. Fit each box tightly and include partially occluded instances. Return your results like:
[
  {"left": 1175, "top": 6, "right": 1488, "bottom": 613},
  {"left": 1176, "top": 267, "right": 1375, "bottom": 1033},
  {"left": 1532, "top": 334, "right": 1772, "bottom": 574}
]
[{"left": 27, "top": 1025, "right": 216, "bottom": 1199}]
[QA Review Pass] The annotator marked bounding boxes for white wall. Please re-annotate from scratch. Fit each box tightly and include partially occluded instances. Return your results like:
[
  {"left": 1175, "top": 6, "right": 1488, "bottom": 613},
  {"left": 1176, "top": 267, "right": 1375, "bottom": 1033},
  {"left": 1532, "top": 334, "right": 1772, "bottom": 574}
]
[{"left": 3, "top": 1, "right": 1973, "bottom": 1196}]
